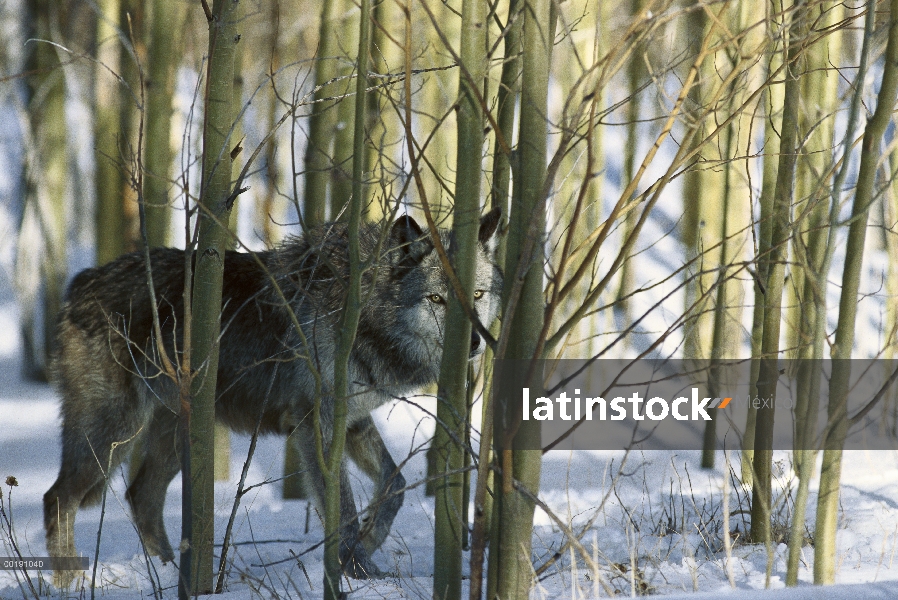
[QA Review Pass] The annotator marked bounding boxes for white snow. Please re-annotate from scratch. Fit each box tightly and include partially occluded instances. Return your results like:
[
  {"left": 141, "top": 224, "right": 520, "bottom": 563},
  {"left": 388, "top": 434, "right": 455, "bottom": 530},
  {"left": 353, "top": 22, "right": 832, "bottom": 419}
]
[{"left": 4, "top": 313, "right": 898, "bottom": 599}]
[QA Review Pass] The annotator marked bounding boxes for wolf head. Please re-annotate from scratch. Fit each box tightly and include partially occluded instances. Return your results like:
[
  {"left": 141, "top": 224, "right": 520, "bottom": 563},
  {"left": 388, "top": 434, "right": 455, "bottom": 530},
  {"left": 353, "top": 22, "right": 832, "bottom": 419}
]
[{"left": 380, "top": 208, "right": 503, "bottom": 382}]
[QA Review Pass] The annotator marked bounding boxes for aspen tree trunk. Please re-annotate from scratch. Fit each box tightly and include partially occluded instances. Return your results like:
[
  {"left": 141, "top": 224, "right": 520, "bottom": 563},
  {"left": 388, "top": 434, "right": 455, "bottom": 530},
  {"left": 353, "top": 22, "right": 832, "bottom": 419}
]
[
  {"left": 303, "top": 0, "right": 342, "bottom": 226},
  {"left": 701, "top": 0, "right": 755, "bottom": 470},
  {"left": 614, "top": 0, "right": 645, "bottom": 321},
  {"left": 432, "top": 0, "right": 487, "bottom": 596},
  {"left": 785, "top": 1, "right": 844, "bottom": 584},
  {"left": 696, "top": 9, "right": 728, "bottom": 470},
  {"left": 143, "top": 0, "right": 184, "bottom": 247},
  {"left": 213, "top": 9, "right": 247, "bottom": 484},
  {"left": 260, "top": 1, "right": 283, "bottom": 247},
  {"left": 681, "top": 0, "right": 725, "bottom": 469},
  {"left": 681, "top": 0, "right": 714, "bottom": 366},
  {"left": 701, "top": 122, "right": 734, "bottom": 470},
  {"left": 477, "top": 3, "right": 522, "bottom": 594},
  {"left": 743, "top": 6, "right": 785, "bottom": 487},
  {"left": 680, "top": 8, "right": 736, "bottom": 478},
  {"left": 284, "top": 0, "right": 322, "bottom": 499},
  {"left": 886, "top": 147, "right": 898, "bottom": 433},
  {"left": 814, "top": 0, "right": 898, "bottom": 583},
  {"left": 487, "top": 0, "right": 551, "bottom": 596},
  {"left": 287, "top": 0, "right": 339, "bottom": 500},
  {"left": 489, "top": 0, "right": 520, "bottom": 222},
  {"left": 750, "top": 0, "right": 807, "bottom": 545},
  {"left": 94, "top": 0, "right": 126, "bottom": 265},
  {"left": 18, "top": 0, "right": 69, "bottom": 381},
  {"left": 364, "top": 0, "right": 389, "bottom": 218},
  {"left": 180, "top": 1, "right": 241, "bottom": 595},
  {"left": 129, "top": 0, "right": 186, "bottom": 483},
  {"left": 119, "top": 0, "right": 144, "bottom": 251},
  {"left": 331, "top": 3, "right": 360, "bottom": 218},
  {"left": 321, "top": 1, "right": 369, "bottom": 596}
]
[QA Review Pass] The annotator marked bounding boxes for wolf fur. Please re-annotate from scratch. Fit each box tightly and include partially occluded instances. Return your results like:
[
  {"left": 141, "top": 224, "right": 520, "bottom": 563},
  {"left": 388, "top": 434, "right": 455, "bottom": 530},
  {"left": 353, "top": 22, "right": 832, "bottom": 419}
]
[{"left": 44, "top": 208, "right": 503, "bottom": 583}]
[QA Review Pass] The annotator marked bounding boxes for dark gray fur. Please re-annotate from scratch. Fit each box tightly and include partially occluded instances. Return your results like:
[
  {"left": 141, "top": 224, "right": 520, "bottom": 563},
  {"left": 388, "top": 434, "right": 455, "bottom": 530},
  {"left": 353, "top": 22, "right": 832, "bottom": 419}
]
[{"left": 44, "top": 209, "right": 503, "bottom": 584}]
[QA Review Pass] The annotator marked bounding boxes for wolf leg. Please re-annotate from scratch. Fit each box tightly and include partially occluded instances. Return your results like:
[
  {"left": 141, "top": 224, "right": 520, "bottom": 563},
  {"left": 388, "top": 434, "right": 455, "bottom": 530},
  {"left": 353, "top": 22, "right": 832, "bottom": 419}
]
[
  {"left": 44, "top": 408, "right": 137, "bottom": 587},
  {"left": 126, "top": 408, "right": 180, "bottom": 562},
  {"left": 345, "top": 416, "right": 405, "bottom": 554},
  {"left": 294, "top": 427, "right": 385, "bottom": 579}
]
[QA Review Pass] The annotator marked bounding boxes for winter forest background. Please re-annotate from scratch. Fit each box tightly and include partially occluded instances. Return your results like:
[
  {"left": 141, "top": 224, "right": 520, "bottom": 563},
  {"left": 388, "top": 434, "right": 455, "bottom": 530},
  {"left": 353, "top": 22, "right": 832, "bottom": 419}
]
[{"left": 4, "top": 0, "right": 898, "bottom": 598}]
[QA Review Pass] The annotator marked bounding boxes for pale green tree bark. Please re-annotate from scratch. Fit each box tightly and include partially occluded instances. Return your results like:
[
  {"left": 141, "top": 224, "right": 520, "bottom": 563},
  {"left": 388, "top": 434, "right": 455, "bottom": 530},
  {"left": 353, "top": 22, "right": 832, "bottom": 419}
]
[
  {"left": 179, "top": 1, "right": 241, "bottom": 596},
  {"left": 17, "top": 0, "right": 69, "bottom": 381},
  {"left": 743, "top": 9, "right": 785, "bottom": 487},
  {"left": 94, "top": 0, "right": 126, "bottom": 266},
  {"left": 260, "top": 4, "right": 283, "bottom": 247},
  {"left": 681, "top": 0, "right": 715, "bottom": 367},
  {"left": 331, "top": 2, "right": 360, "bottom": 219},
  {"left": 143, "top": 0, "right": 184, "bottom": 247},
  {"left": 286, "top": 0, "right": 337, "bottom": 497},
  {"left": 701, "top": 0, "right": 756, "bottom": 470},
  {"left": 614, "top": 0, "right": 646, "bottom": 321},
  {"left": 784, "top": 1, "right": 847, "bottom": 584},
  {"left": 320, "top": 1, "right": 369, "bottom": 596},
  {"left": 814, "top": 0, "right": 898, "bottom": 583},
  {"left": 432, "top": 0, "right": 487, "bottom": 597},
  {"left": 750, "top": 0, "right": 807, "bottom": 546},
  {"left": 477, "top": 3, "right": 521, "bottom": 594},
  {"left": 487, "top": 0, "right": 551, "bottom": 596},
  {"left": 130, "top": 0, "right": 187, "bottom": 483},
  {"left": 303, "top": 0, "right": 342, "bottom": 226}
]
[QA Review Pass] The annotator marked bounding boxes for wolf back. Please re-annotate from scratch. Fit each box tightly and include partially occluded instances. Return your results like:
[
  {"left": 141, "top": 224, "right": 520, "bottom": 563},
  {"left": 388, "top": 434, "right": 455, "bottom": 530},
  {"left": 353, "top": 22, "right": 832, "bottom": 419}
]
[{"left": 43, "top": 208, "right": 503, "bottom": 584}]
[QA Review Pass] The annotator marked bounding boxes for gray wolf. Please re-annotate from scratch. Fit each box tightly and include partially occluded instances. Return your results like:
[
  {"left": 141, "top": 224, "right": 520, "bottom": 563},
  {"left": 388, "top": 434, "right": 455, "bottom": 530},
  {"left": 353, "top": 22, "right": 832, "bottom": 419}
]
[{"left": 43, "top": 208, "right": 502, "bottom": 583}]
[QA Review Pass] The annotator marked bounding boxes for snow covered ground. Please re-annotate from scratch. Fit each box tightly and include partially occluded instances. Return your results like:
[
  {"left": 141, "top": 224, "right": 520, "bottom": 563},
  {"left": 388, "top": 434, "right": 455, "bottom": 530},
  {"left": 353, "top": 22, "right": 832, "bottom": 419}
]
[{"left": 5, "top": 291, "right": 898, "bottom": 599}]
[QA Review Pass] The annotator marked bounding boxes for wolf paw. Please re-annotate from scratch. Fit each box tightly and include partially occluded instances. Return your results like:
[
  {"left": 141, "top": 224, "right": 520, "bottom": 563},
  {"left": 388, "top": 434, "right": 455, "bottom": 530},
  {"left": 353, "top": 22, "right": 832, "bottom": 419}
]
[
  {"left": 341, "top": 551, "right": 385, "bottom": 579},
  {"left": 52, "top": 568, "right": 87, "bottom": 590}
]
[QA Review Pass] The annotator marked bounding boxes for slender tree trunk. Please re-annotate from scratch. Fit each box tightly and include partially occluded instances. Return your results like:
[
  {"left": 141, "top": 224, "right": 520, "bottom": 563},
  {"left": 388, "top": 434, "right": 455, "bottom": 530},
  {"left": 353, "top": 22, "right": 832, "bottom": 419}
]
[
  {"left": 17, "top": 0, "right": 69, "bottom": 381},
  {"left": 487, "top": 0, "right": 551, "bottom": 596},
  {"left": 331, "top": 1, "right": 359, "bottom": 219},
  {"left": 432, "top": 0, "right": 487, "bottom": 597},
  {"left": 489, "top": 0, "right": 520, "bottom": 224},
  {"left": 364, "top": 0, "right": 389, "bottom": 218},
  {"left": 814, "top": 0, "right": 898, "bottom": 583},
  {"left": 119, "top": 0, "right": 144, "bottom": 251},
  {"left": 614, "top": 0, "right": 645, "bottom": 321},
  {"left": 94, "top": 0, "right": 126, "bottom": 265},
  {"left": 743, "top": 4, "right": 785, "bottom": 488},
  {"left": 701, "top": 117, "right": 735, "bottom": 470},
  {"left": 260, "top": 2, "right": 283, "bottom": 247},
  {"left": 784, "top": 1, "right": 845, "bottom": 584},
  {"left": 283, "top": 0, "right": 314, "bottom": 500},
  {"left": 750, "top": 0, "right": 807, "bottom": 546},
  {"left": 475, "top": 2, "right": 522, "bottom": 594},
  {"left": 886, "top": 144, "right": 898, "bottom": 434},
  {"left": 681, "top": 0, "right": 713, "bottom": 367},
  {"left": 321, "top": 1, "right": 369, "bottom": 596},
  {"left": 180, "top": 1, "right": 241, "bottom": 595},
  {"left": 303, "top": 0, "right": 342, "bottom": 226},
  {"left": 682, "top": 0, "right": 725, "bottom": 469},
  {"left": 701, "top": 0, "right": 755, "bottom": 470},
  {"left": 214, "top": 6, "right": 247, "bottom": 484},
  {"left": 129, "top": 0, "right": 186, "bottom": 482},
  {"left": 143, "top": 0, "right": 184, "bottom": 247}
]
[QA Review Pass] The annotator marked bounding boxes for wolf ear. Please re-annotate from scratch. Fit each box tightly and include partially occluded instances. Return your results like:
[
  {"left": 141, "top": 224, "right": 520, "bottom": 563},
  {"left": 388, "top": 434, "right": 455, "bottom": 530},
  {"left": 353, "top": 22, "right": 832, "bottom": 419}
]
[
  {"left": 389, "top": 214, "right": 432, "bottom": 269},
  {"left": 478, "top": 207, "right": 503, "bottom": 253}
]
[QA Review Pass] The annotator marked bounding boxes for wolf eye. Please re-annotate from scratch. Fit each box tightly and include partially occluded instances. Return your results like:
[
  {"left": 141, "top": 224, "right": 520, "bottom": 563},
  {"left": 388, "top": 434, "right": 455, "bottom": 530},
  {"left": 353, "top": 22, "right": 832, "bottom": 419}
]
[
  {"left": 428, "top": 294, "right": 444, "bottom": 304},
  {"left": 473, "top": 290, "right": 484, "bottom": 299}
]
